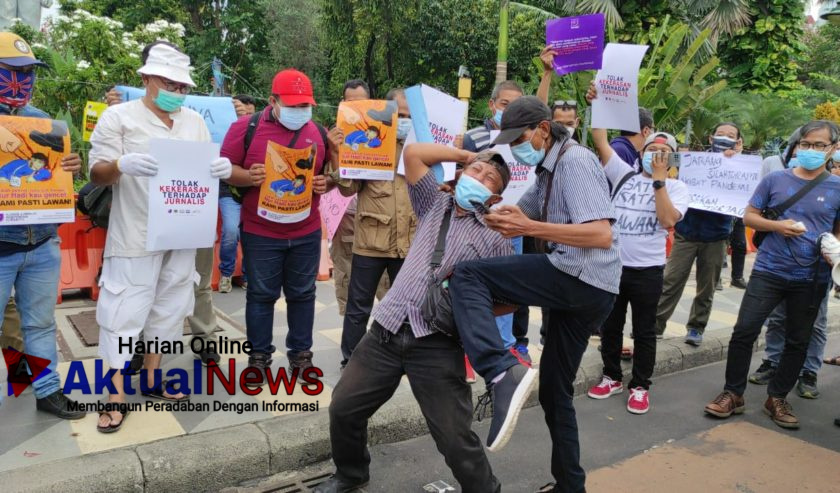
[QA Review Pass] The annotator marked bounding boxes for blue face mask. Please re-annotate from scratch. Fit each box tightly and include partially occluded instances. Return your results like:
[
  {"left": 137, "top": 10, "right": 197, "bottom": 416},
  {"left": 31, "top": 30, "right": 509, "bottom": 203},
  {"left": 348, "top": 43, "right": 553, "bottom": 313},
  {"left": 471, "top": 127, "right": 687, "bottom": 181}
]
[
  {"left": 711, "top": 135, "right": 737, "bottom": 153},
  {"left": 493, "top": 109, "right": 503, "bottom": 127},
  {"left": 797, "top": 149, "right": 828, "bottom": 170},
  {"left": 834, "top": 150, "right": 840, "bottom": 162},
  {"left": 454, "top": 174, "right": 492, "bottom": 211},
  {"left": 154, "top": 89, "right": 186, "bottom": 112},
  {"left": 277, "top": 105, "right": 312, "bottom": 131},
  {"left": 642, "top": 152, "right": 655, "bottom": 175},
  {"left": 397, "top": 117, "right": 412, "bottom": 140},
  {"left": 510, "top": 135, "right": 545, "bottom": 167},
  {"left": 788, "top": 157, "right": 800, "bottom": 168}
]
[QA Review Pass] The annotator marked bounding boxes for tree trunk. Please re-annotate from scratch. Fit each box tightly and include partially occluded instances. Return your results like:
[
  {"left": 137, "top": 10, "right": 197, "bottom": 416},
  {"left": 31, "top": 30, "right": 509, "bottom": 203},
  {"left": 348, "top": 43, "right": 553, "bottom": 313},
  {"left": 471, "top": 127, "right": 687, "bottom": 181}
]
[
  {"left": 495, "top": 0, "right": 509, "bottom": 85},
  {"left": 364, "top": 34, "right": 377, "bottom": 97}
]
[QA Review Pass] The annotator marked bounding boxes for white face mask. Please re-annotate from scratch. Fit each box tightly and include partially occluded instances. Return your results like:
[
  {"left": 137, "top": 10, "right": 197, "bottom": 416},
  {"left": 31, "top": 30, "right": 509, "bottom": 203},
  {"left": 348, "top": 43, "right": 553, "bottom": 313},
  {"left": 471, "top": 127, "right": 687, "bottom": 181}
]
[{"left": 275, "top": 104, "right": 312, "bottom": 131}]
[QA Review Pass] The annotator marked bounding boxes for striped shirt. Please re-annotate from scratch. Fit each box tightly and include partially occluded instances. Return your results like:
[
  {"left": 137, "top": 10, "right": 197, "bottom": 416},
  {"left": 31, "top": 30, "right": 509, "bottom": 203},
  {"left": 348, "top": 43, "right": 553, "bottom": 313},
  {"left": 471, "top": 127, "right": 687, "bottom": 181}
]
[
  {"left": 462, "top": 120, "right": 495, "bottom": 152},
  {"left": 372, "top": 172, "right": 513, "bottom": 337},
  {"left": 518, "top": 139, "right": 622, "bottom": 294}
]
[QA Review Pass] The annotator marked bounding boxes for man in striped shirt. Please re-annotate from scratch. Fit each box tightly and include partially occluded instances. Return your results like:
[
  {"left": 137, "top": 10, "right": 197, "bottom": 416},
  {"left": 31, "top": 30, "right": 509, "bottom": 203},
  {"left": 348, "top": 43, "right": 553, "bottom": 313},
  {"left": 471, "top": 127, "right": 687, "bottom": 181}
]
[
  {"left": 315, "top": 145, "right": 512, "bottom": 493},
  {"left": 450, "top": 96, "right": 621, "bottom": 493}
]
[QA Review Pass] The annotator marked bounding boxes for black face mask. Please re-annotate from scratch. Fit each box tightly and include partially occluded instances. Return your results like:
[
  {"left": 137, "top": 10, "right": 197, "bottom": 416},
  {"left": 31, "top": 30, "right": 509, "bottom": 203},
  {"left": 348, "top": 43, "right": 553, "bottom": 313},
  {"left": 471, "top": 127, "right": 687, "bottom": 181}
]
[{"left": 711, "top": 136, "right": 737, "bottom": 153}]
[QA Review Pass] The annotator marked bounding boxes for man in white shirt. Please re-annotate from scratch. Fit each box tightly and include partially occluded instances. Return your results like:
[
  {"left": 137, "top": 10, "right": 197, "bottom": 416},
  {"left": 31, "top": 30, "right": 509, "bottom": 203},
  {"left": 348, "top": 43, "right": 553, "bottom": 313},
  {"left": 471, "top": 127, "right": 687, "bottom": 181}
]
[
  {"left": 88, "top": 43, "right": 232, "bottom": 433},
  {"left": 587, "top": 125, "right": 689, "bottom": 415}
]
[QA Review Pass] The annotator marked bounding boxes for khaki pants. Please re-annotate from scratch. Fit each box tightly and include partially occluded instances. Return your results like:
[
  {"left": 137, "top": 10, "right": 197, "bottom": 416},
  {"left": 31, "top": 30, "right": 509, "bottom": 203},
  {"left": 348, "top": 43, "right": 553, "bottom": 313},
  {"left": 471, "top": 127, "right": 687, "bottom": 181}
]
[
  {"left": 655, "top": 235, "right": 726, "bottom": 335},
  {"left": 0, "top": 298, "right": 23, "bottom": 352},
  {"left": 187, "top": 247, "right": 218, "bottom": 343},
  {"left": 330, "top": 213, "right": 388, "bottom": 316}
]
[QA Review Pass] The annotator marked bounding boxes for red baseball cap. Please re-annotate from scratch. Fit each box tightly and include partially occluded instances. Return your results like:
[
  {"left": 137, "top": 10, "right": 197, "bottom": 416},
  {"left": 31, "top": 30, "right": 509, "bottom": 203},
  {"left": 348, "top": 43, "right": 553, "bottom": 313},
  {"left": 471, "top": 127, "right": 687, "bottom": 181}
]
[{"left": 271, "top": 69, "right": 316, "bottom": 106}]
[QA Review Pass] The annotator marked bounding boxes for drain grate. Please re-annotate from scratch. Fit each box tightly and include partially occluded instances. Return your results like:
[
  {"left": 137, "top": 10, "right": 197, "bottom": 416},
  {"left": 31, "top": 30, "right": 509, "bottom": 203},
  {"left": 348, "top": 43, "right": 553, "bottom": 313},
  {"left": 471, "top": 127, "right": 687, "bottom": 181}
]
[{"left": 257, "top": 472, "right": 337, "bottom": 493}]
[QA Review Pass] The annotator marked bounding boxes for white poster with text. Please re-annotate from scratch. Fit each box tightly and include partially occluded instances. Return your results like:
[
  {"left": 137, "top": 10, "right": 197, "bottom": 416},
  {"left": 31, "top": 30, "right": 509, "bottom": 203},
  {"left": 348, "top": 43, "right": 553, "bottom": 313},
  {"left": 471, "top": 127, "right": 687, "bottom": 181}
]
[
  {"left": 489, "top": 131, "right": 537, "bottom": 206},
  {"left": 591, "top": 43, "right": 649, "bottom": 133},
  {"left": 678, "top": 152, "right": 762, "bottom": 217}
]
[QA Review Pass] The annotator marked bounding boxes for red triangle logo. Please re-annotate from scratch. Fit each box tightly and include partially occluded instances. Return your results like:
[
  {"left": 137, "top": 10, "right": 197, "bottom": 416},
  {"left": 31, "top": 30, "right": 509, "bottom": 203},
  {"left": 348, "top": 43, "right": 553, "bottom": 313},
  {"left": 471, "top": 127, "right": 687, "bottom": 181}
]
[{"left": 3, "top": 347, "right": 52, "bottom": 397}]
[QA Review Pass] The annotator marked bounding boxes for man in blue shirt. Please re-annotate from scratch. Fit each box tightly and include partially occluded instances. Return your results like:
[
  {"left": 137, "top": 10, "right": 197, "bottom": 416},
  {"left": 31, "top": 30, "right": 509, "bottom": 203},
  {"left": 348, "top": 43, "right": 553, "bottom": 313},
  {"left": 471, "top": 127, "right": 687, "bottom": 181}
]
[
  {"left": 704, "top": 120, "right": 840, "bottom": 430},
  {"left": 0, "top": 32, "right": 84, "bottom": 418}
]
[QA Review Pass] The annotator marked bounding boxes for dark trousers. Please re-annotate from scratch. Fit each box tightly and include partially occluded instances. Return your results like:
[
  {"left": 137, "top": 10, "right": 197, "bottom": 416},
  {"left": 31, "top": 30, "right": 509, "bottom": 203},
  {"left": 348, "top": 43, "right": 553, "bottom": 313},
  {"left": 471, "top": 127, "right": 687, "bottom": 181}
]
[
  {"left": 729, "top": 218, "right": 747, "bottom": 280},
  {"left": 724, "top": 271, "right": 827, "bottom": 398},
  {"left": 340, "top": 254, "right": 403, "bottom": 364},
  {"left": 450, "top": 254, "right": 615, "bottom": 492},
  {"left": 241, "top": 229, "right": 321, "bottom": 357},
  {"left": 601, "top": 266, "right": 663, "bottom": 389},
  {"left": 329, "top": 322, "right": 499, "bottom": 493}
]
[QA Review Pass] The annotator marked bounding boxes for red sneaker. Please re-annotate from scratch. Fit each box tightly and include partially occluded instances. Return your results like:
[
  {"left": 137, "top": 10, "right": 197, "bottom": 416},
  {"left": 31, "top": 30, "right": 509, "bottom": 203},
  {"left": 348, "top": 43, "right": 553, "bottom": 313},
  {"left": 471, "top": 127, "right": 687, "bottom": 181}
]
[
  {"left": 587, "top": 376, "right": 623, "bottom": 399},
  {"left": 627, "top": 387, "right": 650, "bottom": 414},
  {"left": 465, "top": 355, "right": 476, "bottom": 384}
]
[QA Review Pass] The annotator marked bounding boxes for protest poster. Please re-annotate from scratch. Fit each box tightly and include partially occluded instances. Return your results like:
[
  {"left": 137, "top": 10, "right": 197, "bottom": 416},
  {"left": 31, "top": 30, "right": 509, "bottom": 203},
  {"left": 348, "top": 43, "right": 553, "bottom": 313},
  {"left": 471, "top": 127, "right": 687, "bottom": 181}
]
[
  {"left": 546, "top": 13, "right": 605, "bottom": 76},
  {"left": 319, "top": 188, "right": 355, "bottom": 240},
  {"left": 0, "top": 116, "right": 74, "bottom": 225},
  {"left": 82, "top": 101, "right": 108, "bottom": 142},
  {"left": 337, "top": 100, "right": 398, "bottom": 181},
  {"left": 146, "top": 138, "right": 220, "bottom": 251},
  {"left": 115, "top": 86, "right": 238, "bottom": 144},
  {"left": 590, "top": 43, "right": 649, "bottom": 133},
  {"left": 398, "top": 84, "right": 467, "bottom": 182},
  {"left": 489, "top": 130, "right": 537, "bottom": 206},
  {"left": 677, "top": 152, "right": 763, "bottom": 217},
  {"left": 257, "top": 142, "right": 316, "bottom": 224}
]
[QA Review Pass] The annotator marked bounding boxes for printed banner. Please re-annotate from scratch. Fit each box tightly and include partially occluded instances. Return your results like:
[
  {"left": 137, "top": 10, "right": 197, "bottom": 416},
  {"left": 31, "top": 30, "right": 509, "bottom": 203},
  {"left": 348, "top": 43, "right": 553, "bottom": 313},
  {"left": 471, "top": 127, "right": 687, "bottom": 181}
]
[
  {"left": 546, "top": 13, "right": 606, "bottom": 76},
  {"left": 257, "top": 142, "right": 315, "bottom": 224},
  {"left": 115, "top": 86, "right": 238, "bottom": 144},
  {"left": 590, "top": 43, "right": 649, "bottom": 133},
  {"left": 337, "top": 100, "right": 398, "bottom": 180},
  {"left": 0, "top": 116, "right": 74, "bottom": 225},
  {"left": 677, "top": 152, "right": 763, "bottom": 217},
  {"left": 82, "top": 101, "right": 108, "bottom": 142},
  {"left": 319, "top": 188, "right": 355, "bottom": 240},
  {"left": 146, "top": 138, "right": 220, "bottom": 251},
  {"left": 490, "top": 130, "right": 537, "bottom": 206},
  {"left": 398, "top": 84, "right": 467, "bottom": 182}
]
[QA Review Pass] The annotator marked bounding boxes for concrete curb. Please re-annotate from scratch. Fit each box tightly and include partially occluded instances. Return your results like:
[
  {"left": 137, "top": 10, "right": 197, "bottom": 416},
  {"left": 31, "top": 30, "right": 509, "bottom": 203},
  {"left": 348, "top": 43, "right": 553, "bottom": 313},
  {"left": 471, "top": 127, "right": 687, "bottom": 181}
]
[{"left": 4, "top": 320, "right": 839, "bottom": 492}]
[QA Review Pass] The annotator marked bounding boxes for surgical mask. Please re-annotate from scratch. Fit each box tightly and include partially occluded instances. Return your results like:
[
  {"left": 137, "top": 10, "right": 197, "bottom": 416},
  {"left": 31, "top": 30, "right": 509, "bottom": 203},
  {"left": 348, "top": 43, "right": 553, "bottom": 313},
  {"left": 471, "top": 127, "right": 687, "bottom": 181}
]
[
  {"left": 797, "top": 149, "right": 828, "bottom": 170},
  {"left": 153, "top": 89, "right": 186, "bottom": 112},
  {"left": 493, "top": 109, "right": 503, "bottom": 127},
  {"left": 834, "top": 150, "right": 840, "bottom": 163},
  {"left": 277, "top": 105, "right": 312, "bottom": 131},
  {"left": 787, "top": 157, "right": 800, "bottom": 168},
  {"left": 454, "top": 174, "right": 492, "bottom": 211},
  {"left": 510, "top": 134, "right": 545, "bottom": 167},
  {"left": 711, "top": 136, "right": 737, "bottom": 153},
  {"left": 0, "top": 67, "right": 35, "bottom": 108},
  {"left": 642, "top": 152, "right": 655, "bottom": 175},
  {"left": 564, "top": 126, "right": 576, "bottom": 138},
  {"left": 397, "top": 117, "right": 412, "bottom": 140}
]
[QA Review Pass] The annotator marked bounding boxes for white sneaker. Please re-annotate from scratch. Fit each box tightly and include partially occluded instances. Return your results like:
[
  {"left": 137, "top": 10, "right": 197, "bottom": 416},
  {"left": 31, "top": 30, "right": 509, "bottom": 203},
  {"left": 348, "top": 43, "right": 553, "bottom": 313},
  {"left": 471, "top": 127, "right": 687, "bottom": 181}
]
[{"left": 219, "top": 276, "right": 233, "bottom": 293}]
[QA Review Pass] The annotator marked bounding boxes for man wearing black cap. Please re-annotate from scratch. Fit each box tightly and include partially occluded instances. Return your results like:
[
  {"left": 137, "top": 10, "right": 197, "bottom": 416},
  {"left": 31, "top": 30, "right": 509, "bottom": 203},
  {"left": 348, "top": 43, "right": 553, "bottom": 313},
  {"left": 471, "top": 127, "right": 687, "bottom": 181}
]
[
  {"left": 450, "top": 96, "right": 620, "bottom": 492},
  {"left": 315, "top": 144, "right": 512, "bottom": 493}
]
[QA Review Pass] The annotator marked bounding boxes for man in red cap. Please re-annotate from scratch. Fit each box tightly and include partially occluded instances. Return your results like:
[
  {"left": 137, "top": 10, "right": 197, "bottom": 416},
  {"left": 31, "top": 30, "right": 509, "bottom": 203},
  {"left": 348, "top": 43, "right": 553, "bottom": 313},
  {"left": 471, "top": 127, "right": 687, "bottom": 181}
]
[{"left": 224, "top": 69, "right": 333, "bottom": 381}]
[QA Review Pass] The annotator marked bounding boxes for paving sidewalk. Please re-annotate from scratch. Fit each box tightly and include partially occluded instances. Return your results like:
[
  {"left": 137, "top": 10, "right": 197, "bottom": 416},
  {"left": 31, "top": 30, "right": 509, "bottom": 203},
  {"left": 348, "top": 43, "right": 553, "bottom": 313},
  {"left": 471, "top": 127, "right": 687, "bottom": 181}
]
[{"left": 1, "top": 256, "right": 838, "bottom": 491}]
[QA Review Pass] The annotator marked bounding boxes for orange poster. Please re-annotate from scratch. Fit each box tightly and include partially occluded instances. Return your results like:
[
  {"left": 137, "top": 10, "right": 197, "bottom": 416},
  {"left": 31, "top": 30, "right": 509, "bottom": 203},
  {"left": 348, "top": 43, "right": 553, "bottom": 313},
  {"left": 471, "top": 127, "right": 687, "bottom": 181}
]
[
  {"left": 0, "top": 116, "right": 73, "bottom": 225},
  {"left": 257, "top": 142, "right": 315, "bottom": 223},
  {"left": 337, "top": 99, "right": 397, "bottom": 181}
]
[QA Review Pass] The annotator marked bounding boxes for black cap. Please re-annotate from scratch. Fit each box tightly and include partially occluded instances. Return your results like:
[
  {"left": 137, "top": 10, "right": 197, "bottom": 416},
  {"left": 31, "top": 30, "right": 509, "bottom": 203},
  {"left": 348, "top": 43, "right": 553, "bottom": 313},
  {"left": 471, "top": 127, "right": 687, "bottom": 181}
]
[
  {"left": 473, "top": 150, "right": 511, "bottom": 191},
  {"left": 492, "top": 96, "right": 551, "bottom": 146}
]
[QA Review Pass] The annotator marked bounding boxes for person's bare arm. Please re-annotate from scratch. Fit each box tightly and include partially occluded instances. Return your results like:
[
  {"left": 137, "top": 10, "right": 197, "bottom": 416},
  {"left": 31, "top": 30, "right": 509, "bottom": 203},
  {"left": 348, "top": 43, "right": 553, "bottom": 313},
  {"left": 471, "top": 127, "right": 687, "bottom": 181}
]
[
  {"left": 485, "top": 205, "right": 613, "bottom": 249},
  {"left": 744, "top": 205, "right": 805, "bottom": 237},
  {"left": 650, "top": 153, "right": 681, "bottom": 229},
  {"left": 403, "top": 143, "right": 474, "bottom": 186},
  {"left": 536, "top": 46, "right": 556, "bottom": 105}
]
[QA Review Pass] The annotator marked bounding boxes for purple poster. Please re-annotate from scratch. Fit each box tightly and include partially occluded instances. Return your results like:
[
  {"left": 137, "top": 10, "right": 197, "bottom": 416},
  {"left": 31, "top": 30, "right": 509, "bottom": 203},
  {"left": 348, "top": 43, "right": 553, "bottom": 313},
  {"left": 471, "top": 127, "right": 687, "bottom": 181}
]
[{"left": 545, "top": 14, "right": 606, "bottom": 76}]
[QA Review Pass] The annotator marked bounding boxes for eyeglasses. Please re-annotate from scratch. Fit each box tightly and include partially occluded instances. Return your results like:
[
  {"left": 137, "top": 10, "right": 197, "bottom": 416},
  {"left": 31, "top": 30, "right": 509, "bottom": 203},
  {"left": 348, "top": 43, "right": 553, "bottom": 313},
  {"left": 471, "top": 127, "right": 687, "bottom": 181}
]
[
  {"left": 553, "top": 100, "right": 577, "bottom": 108},
  {"left": 798, "top": 141, "right": 832, "bottom": 151},
  {"left": 154, "top": 76, "right": 191, "bottom": 94}
]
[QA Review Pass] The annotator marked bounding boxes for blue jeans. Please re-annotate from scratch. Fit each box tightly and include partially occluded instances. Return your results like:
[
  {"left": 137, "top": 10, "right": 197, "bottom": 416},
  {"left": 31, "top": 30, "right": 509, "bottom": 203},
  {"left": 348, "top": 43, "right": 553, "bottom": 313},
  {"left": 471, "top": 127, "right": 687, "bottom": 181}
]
[
  {"left": 241, "top": 229, "right": 321, "bottom": 356},
  {"left": 0, "top": 238, "right": 61, "bottom": 401},
  {"left": 219, "top": 197, "right": 243, "bottom": 278},
  {"left": 763, "top": 283, "right": 830, "bottom": 374}
]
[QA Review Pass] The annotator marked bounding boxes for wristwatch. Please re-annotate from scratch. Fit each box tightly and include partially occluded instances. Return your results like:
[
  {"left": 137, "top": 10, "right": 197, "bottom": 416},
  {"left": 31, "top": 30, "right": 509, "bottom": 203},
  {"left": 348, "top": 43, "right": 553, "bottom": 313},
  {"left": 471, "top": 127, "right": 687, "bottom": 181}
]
[{"left": 652, "top": 180, "right": 665, "bottom": 190}]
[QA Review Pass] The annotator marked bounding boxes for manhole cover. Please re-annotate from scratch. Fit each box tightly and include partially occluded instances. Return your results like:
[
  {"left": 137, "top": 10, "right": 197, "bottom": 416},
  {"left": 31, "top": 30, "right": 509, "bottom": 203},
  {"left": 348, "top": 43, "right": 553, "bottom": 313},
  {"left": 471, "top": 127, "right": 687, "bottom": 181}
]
[{"left": 67, "top": 310, "right": 220, "bottom": 347}]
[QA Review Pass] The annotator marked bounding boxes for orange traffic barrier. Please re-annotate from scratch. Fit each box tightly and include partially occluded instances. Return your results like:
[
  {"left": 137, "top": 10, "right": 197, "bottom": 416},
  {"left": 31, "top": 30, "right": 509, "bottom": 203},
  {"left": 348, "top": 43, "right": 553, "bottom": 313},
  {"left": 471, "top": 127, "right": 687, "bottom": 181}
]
[
  {"left": 666, "top": 229, "right": 675, "bottom": 257},
  {"left": 317, "top": 219, "right": 331, "bottom": 281},
  {"left": 57, "top": 216, "right": 106, "bottom": 303},
  {"left": 745, "top": 226, "right": 757, "bottom": 253}
]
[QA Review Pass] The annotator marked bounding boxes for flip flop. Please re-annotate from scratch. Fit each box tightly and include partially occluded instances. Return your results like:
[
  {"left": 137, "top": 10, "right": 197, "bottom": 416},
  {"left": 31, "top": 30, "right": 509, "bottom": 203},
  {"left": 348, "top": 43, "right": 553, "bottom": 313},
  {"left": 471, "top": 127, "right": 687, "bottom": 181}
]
[
  {"left": 823, "top": 356, "right": 840, "bottom": 366},
  {"left": 97, "top": 408, "right": 129, "bottom": 434},
  {"left": 141, "top": 379, "right": 191, "bottom": 402}
]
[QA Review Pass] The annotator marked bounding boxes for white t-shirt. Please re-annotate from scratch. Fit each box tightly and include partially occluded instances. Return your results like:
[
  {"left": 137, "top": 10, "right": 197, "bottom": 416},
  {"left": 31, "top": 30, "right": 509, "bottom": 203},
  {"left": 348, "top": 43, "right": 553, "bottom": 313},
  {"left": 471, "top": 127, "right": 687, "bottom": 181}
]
[
  {"left": 89, "top": 99, "right": 211, "bottom": 258},
  {"left": 604, "top": 153, "right": 690, "bottom": 267}
]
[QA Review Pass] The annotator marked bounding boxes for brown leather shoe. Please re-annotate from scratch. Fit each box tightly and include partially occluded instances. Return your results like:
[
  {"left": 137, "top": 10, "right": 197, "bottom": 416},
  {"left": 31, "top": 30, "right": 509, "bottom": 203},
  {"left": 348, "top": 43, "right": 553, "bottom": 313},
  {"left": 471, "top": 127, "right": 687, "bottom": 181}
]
[
  {"left": 764, "top": 396, "right": 799, "bottom": 429},
  {"left": 704, "top": 391, "right": 745, "bottom": 418}
]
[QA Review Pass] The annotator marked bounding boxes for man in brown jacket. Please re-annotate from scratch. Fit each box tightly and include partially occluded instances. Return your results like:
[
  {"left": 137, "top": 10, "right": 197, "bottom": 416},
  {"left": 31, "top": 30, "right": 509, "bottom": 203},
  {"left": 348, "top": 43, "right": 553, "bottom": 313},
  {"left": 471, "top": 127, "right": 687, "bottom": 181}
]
[{"left": 334, "top": 88, "right": 415, "bottom": 368}]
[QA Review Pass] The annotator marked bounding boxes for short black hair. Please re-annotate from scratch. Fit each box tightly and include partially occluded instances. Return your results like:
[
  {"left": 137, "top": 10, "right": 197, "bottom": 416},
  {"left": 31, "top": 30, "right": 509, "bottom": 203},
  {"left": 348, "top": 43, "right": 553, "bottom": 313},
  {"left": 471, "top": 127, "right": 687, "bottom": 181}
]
[
  {"left": 620, "top": 107, "right": 654, "bottom": 136},
  {"left": 713, "top": 121, "right": 741, "bottom": 139},
  {"left": 342, "top": 79, "right": 370, "bottom": 99},
  {"left": 141, "top": 40, "right": 179, "bottom": 64},
  {"left": 552, "top": 103, "right": 578, "bottom": 118},
  {"left": 800, "top": 120, "right": 840, "bottom": 144},
  {"left": 233, "top": 94, "right": 255, "bottom": 106}
]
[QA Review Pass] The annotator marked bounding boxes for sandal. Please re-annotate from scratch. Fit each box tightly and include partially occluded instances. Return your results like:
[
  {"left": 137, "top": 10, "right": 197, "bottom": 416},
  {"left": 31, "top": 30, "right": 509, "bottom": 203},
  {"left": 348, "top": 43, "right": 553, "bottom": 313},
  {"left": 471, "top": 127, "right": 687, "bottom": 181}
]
[
  {"left": 141, "top": 379, "right": 191, "bottom": 402},
  {"left": 536, "top": 483, "right": 556, "bottom": 493},
  {"left": 823, "top": 356, "right": 840, "bottom": 366},
  {"left": 97, "top": 407, "right": 129, "bottom": 434}
]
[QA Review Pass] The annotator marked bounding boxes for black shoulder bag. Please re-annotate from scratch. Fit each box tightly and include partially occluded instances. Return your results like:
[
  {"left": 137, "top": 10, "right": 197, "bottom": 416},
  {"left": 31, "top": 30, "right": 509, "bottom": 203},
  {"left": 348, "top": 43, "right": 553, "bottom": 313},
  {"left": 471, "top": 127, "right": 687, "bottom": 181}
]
[
  {"left": 420, "top": 207, "right": 458, "bottom": 338},
  {"left": 753, "top": 171, "right": 830, "bottom": 248}
]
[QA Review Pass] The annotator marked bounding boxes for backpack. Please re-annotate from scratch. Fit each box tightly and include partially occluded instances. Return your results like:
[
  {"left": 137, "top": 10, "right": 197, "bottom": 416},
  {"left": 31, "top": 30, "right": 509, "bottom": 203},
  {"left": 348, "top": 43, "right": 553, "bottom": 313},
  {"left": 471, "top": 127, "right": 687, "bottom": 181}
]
[
  {"left": 77, "top": 181, "right": 112, "bottom": 229},
  {"left": 229, "top": 112, "right": 330, "bottom": 204}
]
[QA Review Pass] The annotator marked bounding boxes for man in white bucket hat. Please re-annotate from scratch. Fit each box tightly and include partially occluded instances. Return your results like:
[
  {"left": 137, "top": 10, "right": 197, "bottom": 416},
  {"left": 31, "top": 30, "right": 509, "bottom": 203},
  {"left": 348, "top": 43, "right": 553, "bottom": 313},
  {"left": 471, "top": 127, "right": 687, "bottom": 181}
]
[{"left": 88, "top": 42, "right": 232, "bottom": 433}]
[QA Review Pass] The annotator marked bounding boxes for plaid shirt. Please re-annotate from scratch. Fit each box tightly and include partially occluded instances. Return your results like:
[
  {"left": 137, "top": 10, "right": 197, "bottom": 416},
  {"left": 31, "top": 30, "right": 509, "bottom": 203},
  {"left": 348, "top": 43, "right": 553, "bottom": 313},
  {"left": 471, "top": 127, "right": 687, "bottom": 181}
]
[{"left": 371, "top": 172, "right": 513, "bottom": 337}]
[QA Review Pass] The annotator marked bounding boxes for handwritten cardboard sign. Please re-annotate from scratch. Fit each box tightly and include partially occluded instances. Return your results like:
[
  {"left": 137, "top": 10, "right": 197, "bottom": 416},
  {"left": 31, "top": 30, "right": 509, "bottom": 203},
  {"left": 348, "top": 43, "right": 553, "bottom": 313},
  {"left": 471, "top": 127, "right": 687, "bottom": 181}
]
[{"left": 677, "top": 152, "right": 763, "bottom": 217}]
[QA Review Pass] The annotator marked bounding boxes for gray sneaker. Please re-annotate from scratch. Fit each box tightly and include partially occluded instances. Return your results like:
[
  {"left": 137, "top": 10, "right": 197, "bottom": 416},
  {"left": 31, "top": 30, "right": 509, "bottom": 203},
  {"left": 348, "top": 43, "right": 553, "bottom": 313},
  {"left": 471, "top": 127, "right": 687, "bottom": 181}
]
[
  {"left": 219, "top": 276, "right": 233, "bottom": 293},
  {"left": 483, "top": 364, "right": 539, "bottom": 452},
  {"left": 684, "top": 329, "right": 703, "bottom": 346},
  {"left": 796, "top": 370, "right": 819, "bottom": 399},
  {"left": 748, "top": 360, "right": 776, "bottom": 385}
]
